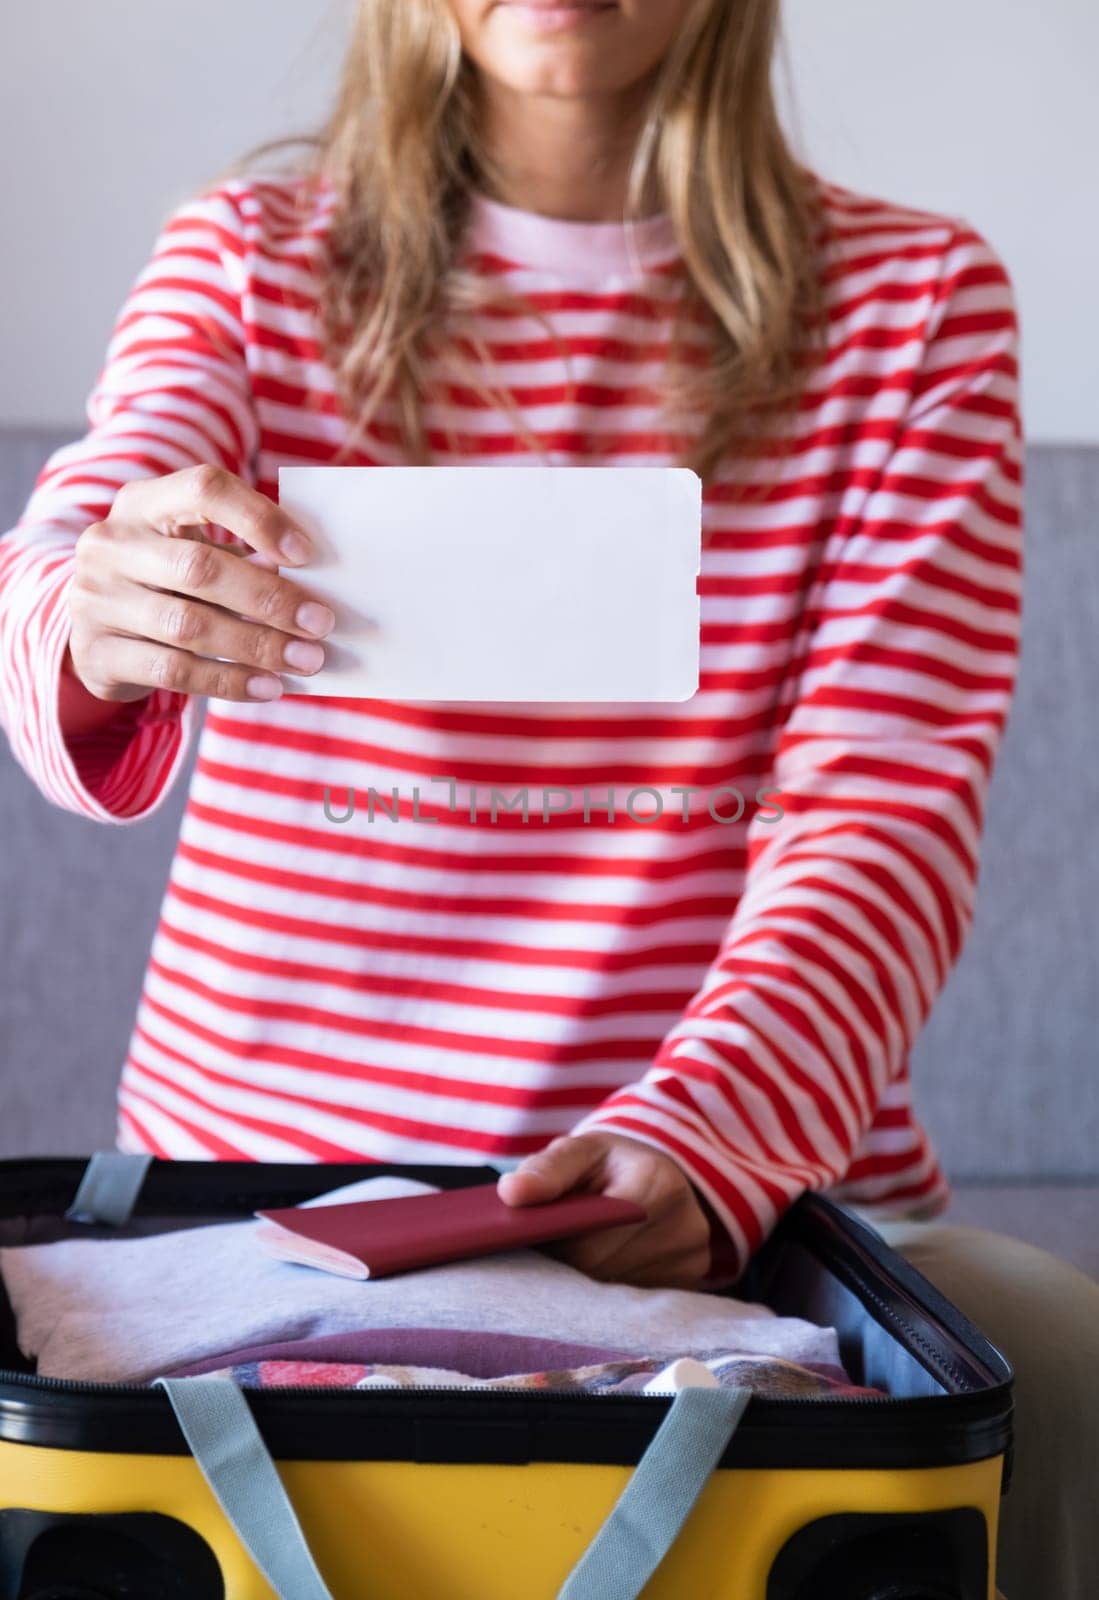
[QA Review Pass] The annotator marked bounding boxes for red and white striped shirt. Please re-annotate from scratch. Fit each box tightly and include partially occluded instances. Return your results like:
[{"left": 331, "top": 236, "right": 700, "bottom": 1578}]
[{"left": 0, "top": 175, "right": 1023, "bottom": 1274}]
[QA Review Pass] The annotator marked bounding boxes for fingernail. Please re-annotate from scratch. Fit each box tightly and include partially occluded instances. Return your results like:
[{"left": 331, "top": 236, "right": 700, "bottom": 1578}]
[
  {"left": 247, "top": 675, "right": 283, "bottom": 701},
  {"left": 283, "top": 639, "right": 325, "bottom": 673},
  {"left": 280, "top": 531, "right": 311, "bottom": 564},
  {"left": 296, "top": 601, "right": 335, "bottom": 637}
]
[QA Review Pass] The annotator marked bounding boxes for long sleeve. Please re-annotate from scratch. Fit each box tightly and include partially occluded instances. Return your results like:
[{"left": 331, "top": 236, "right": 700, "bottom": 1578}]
[
  {"left": 574, "top": 224, "right": 1023, "bottom": 1275},
  {"left": 0, "top": 186, "right": 259, "bottom": 822}
]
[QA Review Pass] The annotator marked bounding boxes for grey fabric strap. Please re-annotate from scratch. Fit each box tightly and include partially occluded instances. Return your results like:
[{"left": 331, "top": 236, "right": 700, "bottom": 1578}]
[
  {"left": 156, "top": 1375, "right": 749, "bottom": 1600},
  {"left": 556, "top": 1385, "right": 751, "bottom": 1600},
  {"left": 64, "top": 1150, "right": 153, "bottom": 1225},
  {"left": 156, "top": 1377, "right": 337, "bottom": 1600}
]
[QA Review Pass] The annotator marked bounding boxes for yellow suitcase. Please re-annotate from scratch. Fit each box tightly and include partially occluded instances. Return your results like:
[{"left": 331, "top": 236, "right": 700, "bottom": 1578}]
[{"left": 0, "top": 1157, "right": 1012, "bottom": 1599}]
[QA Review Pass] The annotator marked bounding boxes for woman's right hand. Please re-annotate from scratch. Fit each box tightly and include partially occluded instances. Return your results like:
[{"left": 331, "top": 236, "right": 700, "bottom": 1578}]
[{"left": 67, "top": 465, "right": 335, "bottom": 706}]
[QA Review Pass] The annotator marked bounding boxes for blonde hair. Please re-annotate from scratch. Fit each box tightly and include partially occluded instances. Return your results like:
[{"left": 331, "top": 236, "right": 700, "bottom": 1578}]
[{"left": 274, "top": 0, "right": 823, "bottom": 483}]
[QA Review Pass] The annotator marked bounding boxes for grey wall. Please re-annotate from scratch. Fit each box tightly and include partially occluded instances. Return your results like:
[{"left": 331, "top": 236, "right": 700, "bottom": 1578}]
[
  {"left": 0, "top": 430, "right": 196, "bottom": 1155},
  {"left": 1, "top": 431, "right": 1096, "bottom": 1177},
  {"left": 909, "top": 448, "right": 1099, "bottom": 1178}
]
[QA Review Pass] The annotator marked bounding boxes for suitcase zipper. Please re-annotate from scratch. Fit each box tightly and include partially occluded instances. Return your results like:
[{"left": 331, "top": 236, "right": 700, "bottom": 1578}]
[{"left": 0, "top": 1367, "right": 1011, "bottom": 1474}]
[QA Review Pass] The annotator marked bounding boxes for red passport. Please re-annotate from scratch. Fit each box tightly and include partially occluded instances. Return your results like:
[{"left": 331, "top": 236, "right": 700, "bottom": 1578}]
[{"left": 255, "top": 1184, "right": 646, "bottom": 1280}]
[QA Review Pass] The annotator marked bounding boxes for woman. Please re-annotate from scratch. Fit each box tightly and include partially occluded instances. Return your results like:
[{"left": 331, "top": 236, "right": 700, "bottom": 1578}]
[{"left": 0, "top": 1, "right": 1095, "bottom": 1593}]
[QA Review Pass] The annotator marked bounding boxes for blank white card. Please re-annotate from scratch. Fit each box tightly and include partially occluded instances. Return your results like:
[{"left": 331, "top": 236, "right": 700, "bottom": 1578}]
[{"left": 277, "top": 466, "right": 701, "bottom": 703}]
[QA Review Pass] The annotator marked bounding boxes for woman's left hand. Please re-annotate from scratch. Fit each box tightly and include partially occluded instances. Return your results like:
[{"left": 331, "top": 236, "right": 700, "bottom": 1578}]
[{"left": 497, "top": 1132, "right": 713, "bottom": 1290}]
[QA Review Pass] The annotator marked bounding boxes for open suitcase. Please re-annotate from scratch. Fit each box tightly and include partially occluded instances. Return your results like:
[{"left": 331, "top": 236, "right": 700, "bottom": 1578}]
[{"left": 0, "top": 1156, "right": 1013, "bottom": 1600}]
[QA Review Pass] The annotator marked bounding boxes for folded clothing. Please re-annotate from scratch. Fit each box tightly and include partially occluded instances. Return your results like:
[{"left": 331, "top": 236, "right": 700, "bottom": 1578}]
[
  {"left": 172, "top": 1327, "right": 638, "bottom": 1380},
  {"left": 168, "top": 1329, "right": 876, "bottom": 1398},
  {"left": 179, "top": 1351, "right": 883, "bottom": 1400},
  {"left": 0, "top": 1176, "right": 846, "bottom": 1386}
]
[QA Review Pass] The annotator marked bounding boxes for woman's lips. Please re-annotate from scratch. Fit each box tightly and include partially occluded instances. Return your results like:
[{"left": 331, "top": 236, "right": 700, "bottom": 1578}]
[{"left": 498, "top": 2, "right": 618, "bottom": 33}]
